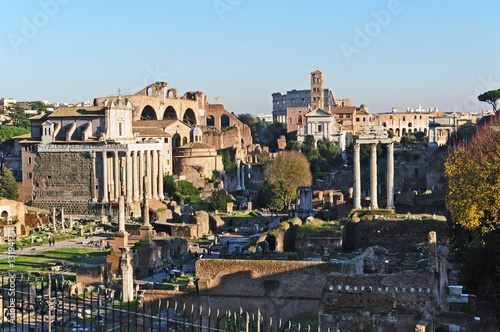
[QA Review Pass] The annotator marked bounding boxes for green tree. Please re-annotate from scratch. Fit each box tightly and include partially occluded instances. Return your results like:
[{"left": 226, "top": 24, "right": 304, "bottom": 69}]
[
  {"left": 257, "top": 150, "right": 269, "bottom": 164},
  {"left": 29, "top": 101, "right": 49, "bottom": 113},
  {"left": 265, "top": 150, "right": 312, "bottom": 209},
  {"left": 163, "top": 175, "right": 177, "bottom": 198},
  {"left": 478, "top": 89, "right": 500, "bottom": 113},
  {"left": 218, "top": 149, "right": 235, "bottom": 171},
  {"left": 210, "top": 189, "right": 233, "bottom": 212},
  {"left": 444, "top": 121, "right": 500, "bottom": 296},
  {"left": 254, "top": 180, "right": 284, "bottom": 209},
  {"left": 5, "top": 104, "right": 29, "bottom": 129},
  {"left": 263, "top": 122, "right": 286, "bottom": 151},
  {"left": 0, "top": 168, "right": 19, "bottom": 200}
]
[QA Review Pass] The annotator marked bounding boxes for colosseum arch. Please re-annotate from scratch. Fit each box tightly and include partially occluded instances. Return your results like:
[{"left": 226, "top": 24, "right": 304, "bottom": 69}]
[
  {"left": 167, "top": 89, "right": 178, "bottom": 99},
  {"left": 141, "top": 105, "right": 157, "bottom": 120},
  {"left": 183, "top": 108, "right": 196, "bottom": 126},
  {"left": 163, "top": 106, "right": 177, "bottom": 120},
  {"left": 221, "top": 114, "right": 230, "bottom": 128}
]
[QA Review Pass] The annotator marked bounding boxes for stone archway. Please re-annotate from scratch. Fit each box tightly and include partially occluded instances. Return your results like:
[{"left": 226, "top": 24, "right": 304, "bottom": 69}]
[
  {"left": 163, "top": 106, "right": 177, "bottom": 120},
  {"left": 141, "top": 105, "right": 157, "bottom": 120},
  {"left": 183, "top": 108, "right": 196, "bottom": 126},
  {"left": 1, "top": 211, "right": 8, "bottom": 222}
]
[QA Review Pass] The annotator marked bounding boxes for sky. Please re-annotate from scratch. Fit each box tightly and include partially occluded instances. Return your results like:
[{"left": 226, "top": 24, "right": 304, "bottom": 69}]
[{"left": 1, "top": 0, "right": 499, "bottom": 115}]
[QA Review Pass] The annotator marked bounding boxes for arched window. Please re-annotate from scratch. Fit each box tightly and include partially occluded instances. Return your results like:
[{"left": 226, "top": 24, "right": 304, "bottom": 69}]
[
  {"left": 206, "top": 115, "right": 215, "bottom": 126},
  {"left": 221, "top": 114, "right": 230, "bottom": 128},
  {"left": 182, "top": 137, "right": 188, "bottom": 145},
  {"left": 298, "top": 115, "right": 303, "bottom": 125}
]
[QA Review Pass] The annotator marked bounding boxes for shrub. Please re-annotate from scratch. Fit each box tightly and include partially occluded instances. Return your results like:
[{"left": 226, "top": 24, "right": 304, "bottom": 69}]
[
  {"left": 177, "top": 180, "right": 200, "bottom": 196},
  {"left": 210, "top": 189, "right": 232, "bottom": 212}
]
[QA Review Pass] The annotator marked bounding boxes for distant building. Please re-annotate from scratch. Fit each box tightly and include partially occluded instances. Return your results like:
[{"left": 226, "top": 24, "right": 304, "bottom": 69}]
[
  {"left": 257, "top": 113, "right": 272, "bottom": 122},
  {"left": 0, "top": 98, "right": 16, "bottom": 111},
  {"left": 373, "top": 109, "right": 431, "bottom": 140},
  {"left": 272, "top": 71, "right": 370, "bottom": 137},
  {"left": 297, "top": 107, "right": 346, "bottom": 153}
]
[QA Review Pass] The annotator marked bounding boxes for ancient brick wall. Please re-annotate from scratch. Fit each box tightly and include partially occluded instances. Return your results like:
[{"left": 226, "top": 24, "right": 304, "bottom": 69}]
[
  {"left": 76, "top": 262, "right": 112, "bottom": 286},
  {"left": 33, "top": 152, "right": 92, "bottom": 202},
  {"left": 25, "top": 213, "right": 51, "bottom": 227}
]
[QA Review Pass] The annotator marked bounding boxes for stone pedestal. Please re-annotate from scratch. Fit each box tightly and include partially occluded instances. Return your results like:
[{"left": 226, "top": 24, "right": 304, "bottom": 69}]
[
  {"left": 114, "top": 232, "right": 129, "bottom": 248},
  {"left": 247, "top": 202, "right": 252, "bottom": 211},
  {"left": 226, "top": 202, "right": 233, "bottom": 214},
  {"left": 139, "top": 225, "right": 153, "bottom": 243}
]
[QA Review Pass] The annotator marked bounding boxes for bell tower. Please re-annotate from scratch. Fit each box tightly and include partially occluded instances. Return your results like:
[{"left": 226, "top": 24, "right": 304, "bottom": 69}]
[{"left": 311, "top": 70, "right": 324, "bottom": 110}]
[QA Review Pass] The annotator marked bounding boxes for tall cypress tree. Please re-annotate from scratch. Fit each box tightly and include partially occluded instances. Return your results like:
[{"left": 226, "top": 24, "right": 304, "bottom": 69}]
[{"left": 0, "top": 168, "right": 19, "bottom": 200}]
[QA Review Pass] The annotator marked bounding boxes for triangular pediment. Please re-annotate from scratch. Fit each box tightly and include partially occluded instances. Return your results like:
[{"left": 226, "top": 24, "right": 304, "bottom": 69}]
[{"left": 306, "top": 108, "right": 333, "bottom": 117}]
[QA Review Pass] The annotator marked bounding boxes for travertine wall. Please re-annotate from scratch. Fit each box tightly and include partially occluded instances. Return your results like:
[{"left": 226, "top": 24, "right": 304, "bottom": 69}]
[{"left": 32, "top": 152, "right": 92, "bottom": 201}]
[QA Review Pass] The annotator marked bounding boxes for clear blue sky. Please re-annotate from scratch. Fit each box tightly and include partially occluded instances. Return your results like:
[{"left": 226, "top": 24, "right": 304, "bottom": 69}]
[{"left": 1, "top": 0, "right": 499, "bottom": 115}]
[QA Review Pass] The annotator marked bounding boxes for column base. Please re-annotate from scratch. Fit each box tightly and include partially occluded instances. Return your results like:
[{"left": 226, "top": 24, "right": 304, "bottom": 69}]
[
  {"left": 140, "top": 225, "right": 153, "bottom": 243},
  {"left": 114, "top": 231, "right": 129, "bottom": 248},
  {"left": 236, "top": 186, "right": 241, "bottom": 191}
]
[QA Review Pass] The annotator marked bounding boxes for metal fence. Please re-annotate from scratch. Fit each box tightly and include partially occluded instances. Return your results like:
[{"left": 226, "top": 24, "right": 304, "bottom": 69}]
[{"left": 0, "top": 274, "right": 318, "bottom": 332}]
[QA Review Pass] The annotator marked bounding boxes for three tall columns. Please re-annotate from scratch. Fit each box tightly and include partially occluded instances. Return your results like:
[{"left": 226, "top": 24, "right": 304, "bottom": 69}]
[{"left": 353, "top": 141, "right": 394, "bottom": 210}]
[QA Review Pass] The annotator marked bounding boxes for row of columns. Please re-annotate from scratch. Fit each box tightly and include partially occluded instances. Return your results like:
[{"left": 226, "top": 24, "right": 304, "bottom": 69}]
[
  {"left": 353, "top": 142, "right": 394, "bottom": 210},
  {"left": 236, "top": 160, "right": 245, "bottom": 191},
  {"left": 101, "top": 149, "right": 164, "bottom": 204}
]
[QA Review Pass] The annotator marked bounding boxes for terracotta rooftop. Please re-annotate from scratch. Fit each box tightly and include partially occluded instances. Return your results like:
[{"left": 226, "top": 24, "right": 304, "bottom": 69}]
[
  {"left": 30, "top": 107, "right": 107, "bottom": 119},
  {"left": 133, "top": 120, "right": 178, "bottom": 128},
  {"left": 177, "top": 142, "right": 214, "bottom": 149},
  {"left": 133, "top": 127, "right": 171, "bottom": 137}
]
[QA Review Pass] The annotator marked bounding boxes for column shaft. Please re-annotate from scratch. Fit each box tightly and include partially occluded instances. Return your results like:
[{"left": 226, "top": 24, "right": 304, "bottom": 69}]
[
  {"left": 236, "top": 160, "right": 241, "bottom": 190},
  {"left": 139, "top": 151, "right": 145, "bottom": 201},
  {"left": 146, "top": 150, "right": 152, "bottom": 199},
  {"left": 114, "top": 151, "right": 120, "bottom": 201},
  {"left": 386, "top": 142, "right": 395, "bottom": 209},
  {"left": 126, "top": 151, "right": 133, "bottom": 203},
  {"left": 370, "top": 143, "right": 378, "bottom": 209},
  {"left": 152, "top": 150, "right": 158, "bottom": 199},
  {"left": 159, "top": 151, "right": 165, "bottom": 200},
  {"left": 353, "top": 143, "right": 361, "bottom": 209},
  {"left": 102, "top": 151, "right": 108, "bottom": 203},
  {"left": 133, "top": 151, "right": 139, "bottom": 201}
]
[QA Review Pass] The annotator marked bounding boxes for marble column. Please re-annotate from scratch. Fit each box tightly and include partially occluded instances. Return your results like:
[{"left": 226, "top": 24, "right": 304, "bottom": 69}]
[
  {"left": 114, "top": 151, "right": 120, "bottom": 202},
  {"left": 60, "top": 208, "right": 65, "bottom": 231},
  {"left": 69, "top": 216, "right": 74, "bottom": 229},
  {"left": 52, "top": 206, "right": 57, "bottom": 231},
  {"left": 159, "top": 151, "right": 164, "bottom": 200},
  {"left": 126, "top": 151, "right": 133, "bottom": 203},
  {"left": 370, "top": 143, "right": 378, "bottom": 209},
  {"left": 143, "top": 176, "right": 150, "bottom": 226},
  {"left": 353, "top": 142, "right": 361, "bottom": 209},
  {"left": 91, "top": 151, "right": 97, "bottom": 202},
  {"left": 120, "top": 247, "right": 134, "bottom": 302},
  {"left": 139, "top": 151, "right": 145, "bottom": 201},
  {"left": 118, "top": 196, "right": 125, "bottom": 232},
  {"left": 102, "top": 151, "right": 108, "bottom": 203},
  {"left": 386, "top": 142, "right": 395, "bottom": 209},
  {"left": 132, "top": 151, "right": 139, "bottom": 202},
  {"left": 152, "top": 150, "right": 158, "bottom": 199},
  {"left": 240, "top": 164, "right": 245, "bottom": 190},
  {"left": 146, "top": 151, "right": 152, "bottom": 199},
  {"left": 236, "top": 159, "right": 241, "bottom": 190}
]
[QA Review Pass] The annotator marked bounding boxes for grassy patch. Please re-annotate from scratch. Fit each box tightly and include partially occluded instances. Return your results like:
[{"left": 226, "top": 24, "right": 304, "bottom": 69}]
[{"left": 0, "top": 248, "right": 110, "bottom": 272}]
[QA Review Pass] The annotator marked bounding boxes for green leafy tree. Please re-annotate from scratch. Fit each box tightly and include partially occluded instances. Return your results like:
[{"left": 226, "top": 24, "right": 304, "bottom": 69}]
[
  {"left": 5, "top": 104, "right": 29, "bottom": 129},
  {"left": 177, "top": 180, "right": 200, "bottom": 196},
  {"left": 444, "top": 121, "right": 500, "bottom": 296},
  {"left": 263, "top": 122, "right": 286, "bottom": 151},
  {"left": 163, "top": 175, "right": 177, "bottom": 198},
  {"left": 210, "top": 189, "right": 233, "bottom": 212},
  {"left": 0, "top": 168, "right": 19, "bottom": 200},
  {"left": 345, "top": 142, "right": 380, "bottom": 166},
  {"left": 478, "top": 89, "right": 500, "bottom": 113},
  {"left": 264, "top": 150, "right": 312, "bottom": 209},
  {"left": 29, "top": 101, "right": 49, "bottom": 113},
  {"left": 218, "top": 149, "right": 235, "bottom": 172},
  {"left": 254, "top": 180, "right": 284, "bottom": 209},
  {"left": 257, "top": 150, "right": 269, "bottom": 164}
]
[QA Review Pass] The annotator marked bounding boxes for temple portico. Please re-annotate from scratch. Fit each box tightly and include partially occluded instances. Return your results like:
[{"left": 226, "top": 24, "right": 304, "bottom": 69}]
[{"left": 353, "top": 126, "right": 394, "bottom": 210}]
